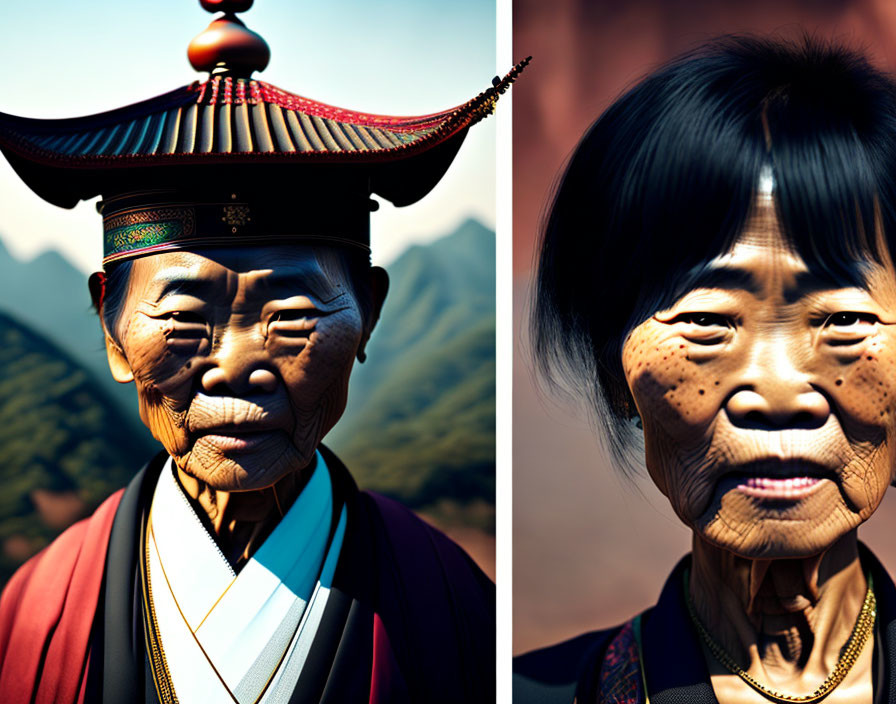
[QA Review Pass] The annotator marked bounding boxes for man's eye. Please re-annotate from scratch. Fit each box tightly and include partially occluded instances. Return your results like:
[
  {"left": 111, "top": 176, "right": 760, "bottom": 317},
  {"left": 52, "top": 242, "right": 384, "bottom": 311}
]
[
  {"left": 674, "top": 312, "right": 731, "bottom": 327},
  {"left": 824, "top": 312, "right": 877, "bottom": 328},
  {"left": 164, "top": 311, "right": 206, "bottom": 324},
  {"left": 268, "top": 309, "right": 319, "bottom": 338},
  {"left": 158, "top": 311, "right": 208, "bottom": 341},
  {"left": 270, "top": 309, "right": 317, "bottom": 322}
]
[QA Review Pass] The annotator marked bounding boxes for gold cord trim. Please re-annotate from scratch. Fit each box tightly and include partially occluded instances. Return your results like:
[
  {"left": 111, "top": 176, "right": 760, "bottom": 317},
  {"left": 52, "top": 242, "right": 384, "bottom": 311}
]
[
  {"left": 149, "top": 522, "right": 242, "bottom": 704},
  {"left": 142, "top": 508, "right": 179, "bottom": 704},
  {"left": 194, "top": 572, "right": 239, "bottom": 634}
]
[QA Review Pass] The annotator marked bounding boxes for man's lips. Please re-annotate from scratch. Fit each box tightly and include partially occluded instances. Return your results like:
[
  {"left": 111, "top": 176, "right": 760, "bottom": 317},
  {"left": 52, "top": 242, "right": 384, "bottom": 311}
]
[
  {"left": 197, "top": 429, "right": 282, "bottom": 452},
  {"left": 185, "top": 393, "right": 291, "bottom": 435}
]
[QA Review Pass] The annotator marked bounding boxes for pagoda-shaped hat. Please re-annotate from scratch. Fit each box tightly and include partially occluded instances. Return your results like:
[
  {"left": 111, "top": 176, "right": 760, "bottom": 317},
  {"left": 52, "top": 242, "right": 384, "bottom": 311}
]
[{"left": 0, "top": 0, "right": 526, "bottom": 267}]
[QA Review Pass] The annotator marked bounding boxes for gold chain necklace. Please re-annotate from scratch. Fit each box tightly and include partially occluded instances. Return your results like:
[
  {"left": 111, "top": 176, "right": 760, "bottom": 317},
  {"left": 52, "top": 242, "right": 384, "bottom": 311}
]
[{"left": 684, "top": 568, "right": 876, "bottom": 703}]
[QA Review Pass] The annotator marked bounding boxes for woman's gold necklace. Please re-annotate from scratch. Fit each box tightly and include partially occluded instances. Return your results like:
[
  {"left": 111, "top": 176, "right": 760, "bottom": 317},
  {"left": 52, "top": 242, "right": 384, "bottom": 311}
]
[{"left": 684, "top": 569, "right": 876, "bottom": 703}]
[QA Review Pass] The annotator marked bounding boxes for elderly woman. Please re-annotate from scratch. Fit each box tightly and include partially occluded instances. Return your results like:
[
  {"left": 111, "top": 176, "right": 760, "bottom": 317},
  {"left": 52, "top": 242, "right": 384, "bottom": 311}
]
[
  {"left": 0, "top": 3, "right": 516, "bottom": 702},
  {"left": 516, "top": 37, "right": 896, "bottom": 704}
]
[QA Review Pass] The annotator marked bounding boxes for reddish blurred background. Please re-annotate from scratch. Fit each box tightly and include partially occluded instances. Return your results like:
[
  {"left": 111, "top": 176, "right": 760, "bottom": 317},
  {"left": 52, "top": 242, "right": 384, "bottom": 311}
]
[{"left": 513, "top": 0, "right": 896, "bottom": 655}]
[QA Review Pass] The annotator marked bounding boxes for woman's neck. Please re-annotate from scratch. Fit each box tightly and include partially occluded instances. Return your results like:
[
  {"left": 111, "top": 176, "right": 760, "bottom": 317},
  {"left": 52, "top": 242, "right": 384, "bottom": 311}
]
[
  {"left": 689, "top": 531, "right": 872, "bottom": 702},
  {"left": 175, "top": 463, "right": 309, "bottom": 569}
]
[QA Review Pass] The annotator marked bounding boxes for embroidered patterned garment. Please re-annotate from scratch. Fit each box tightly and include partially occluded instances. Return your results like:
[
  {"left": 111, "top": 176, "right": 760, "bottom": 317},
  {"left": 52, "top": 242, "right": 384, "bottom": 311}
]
[{"left": 597, "top": 619, "right": 643, "bottom": 704}]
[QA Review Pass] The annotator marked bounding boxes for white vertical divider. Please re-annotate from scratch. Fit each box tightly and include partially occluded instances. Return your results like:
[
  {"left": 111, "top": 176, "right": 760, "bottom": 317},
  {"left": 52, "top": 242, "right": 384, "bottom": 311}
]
[{"left": 495, "top": 0, "right": 513, "bottom": 699}]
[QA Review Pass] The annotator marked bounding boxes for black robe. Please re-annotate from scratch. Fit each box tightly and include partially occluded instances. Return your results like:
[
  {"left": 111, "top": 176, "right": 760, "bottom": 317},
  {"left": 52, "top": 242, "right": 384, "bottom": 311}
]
[
  {"left": 514, "top": 545, "right": 894, "bottom": 704},
  {"left": 79, "top": 447, "right": 495, "bottom": 704}
]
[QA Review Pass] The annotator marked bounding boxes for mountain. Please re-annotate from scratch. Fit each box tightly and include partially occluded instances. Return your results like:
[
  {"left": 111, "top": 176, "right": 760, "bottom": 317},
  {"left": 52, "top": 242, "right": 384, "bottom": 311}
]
[
  {"left": 0, "top": 311, "right": 157, "bottom": 584},
  {"left": 0, "top": 238, "right": 152, "bottom": 444},
  {"left": 327, "top": 219, "right": 496, "bottom": 530}
]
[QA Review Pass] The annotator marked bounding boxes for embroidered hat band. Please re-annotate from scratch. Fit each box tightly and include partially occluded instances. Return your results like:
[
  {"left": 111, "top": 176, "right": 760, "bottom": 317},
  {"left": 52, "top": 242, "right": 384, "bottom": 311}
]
[{"left": 100, "top": 189, "right": 372, "bottom": 266}]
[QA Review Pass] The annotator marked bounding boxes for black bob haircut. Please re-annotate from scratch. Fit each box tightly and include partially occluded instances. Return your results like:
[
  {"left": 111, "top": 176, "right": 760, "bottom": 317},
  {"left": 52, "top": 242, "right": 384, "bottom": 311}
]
[{"left": 532, "top": 35, "right": 896, "bottom": 469}]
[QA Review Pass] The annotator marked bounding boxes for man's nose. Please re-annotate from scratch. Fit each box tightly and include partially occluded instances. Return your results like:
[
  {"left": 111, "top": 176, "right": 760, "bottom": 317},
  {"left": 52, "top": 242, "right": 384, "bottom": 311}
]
[
  {"left": 200, "top": 326, "right": 278, "bottom": 395},
  {"left": 724, "top": 333, "right": 830, "bottom": 430}
]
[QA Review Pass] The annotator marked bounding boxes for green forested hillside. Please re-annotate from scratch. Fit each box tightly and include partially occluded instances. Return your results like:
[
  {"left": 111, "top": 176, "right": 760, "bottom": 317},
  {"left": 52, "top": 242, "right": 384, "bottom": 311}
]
[
  {"left": 0, "top": 311, "right": 157, "bottom": 584},
  {"left": 328, "top": 219, "right": 496, "bottom": 530}
]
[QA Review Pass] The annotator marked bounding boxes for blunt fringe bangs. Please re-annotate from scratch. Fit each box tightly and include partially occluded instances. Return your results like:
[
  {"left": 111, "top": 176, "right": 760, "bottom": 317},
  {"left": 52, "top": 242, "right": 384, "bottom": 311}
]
[{"left": 532, "top": 35, "right": 896, "bottom": 471}]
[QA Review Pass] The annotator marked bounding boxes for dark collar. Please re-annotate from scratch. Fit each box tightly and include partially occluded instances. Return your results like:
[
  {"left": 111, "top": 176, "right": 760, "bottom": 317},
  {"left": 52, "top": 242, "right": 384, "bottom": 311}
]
[{"left": 642, "top": 545, "right": 896, "bottom": 704}]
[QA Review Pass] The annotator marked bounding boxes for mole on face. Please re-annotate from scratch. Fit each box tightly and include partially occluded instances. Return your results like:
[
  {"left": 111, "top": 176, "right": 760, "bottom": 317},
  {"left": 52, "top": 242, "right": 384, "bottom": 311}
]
[
  {"left": 621, "top": 198, "right": 896, "bottom": 558},
  {"left": 111, "top": 246, "right": 366, "bottom": 491}
]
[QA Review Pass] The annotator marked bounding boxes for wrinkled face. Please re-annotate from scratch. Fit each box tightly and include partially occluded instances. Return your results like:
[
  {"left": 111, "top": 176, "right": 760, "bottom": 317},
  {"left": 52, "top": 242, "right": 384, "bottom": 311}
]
[
  {"left": 107, "top": 246, "right": 373, "bottom": 491},
  {"left": 621, "top": 198, "right": 896, "bottom": 558}
]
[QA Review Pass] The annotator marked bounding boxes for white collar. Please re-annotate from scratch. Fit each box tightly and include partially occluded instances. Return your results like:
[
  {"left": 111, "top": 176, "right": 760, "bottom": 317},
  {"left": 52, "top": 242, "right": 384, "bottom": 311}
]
[{"left": 146, "top": 452, "right": 344, "bottom": 703}]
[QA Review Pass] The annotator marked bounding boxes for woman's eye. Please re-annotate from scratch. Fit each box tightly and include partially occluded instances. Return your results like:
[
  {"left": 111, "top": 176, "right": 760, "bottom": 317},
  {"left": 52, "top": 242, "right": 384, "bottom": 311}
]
[
  {"left": 824, "top": 311, "right": 877, "bottom": 328},
  {"left": 674, "top": 312, "right": 731, "bottom": 328}
]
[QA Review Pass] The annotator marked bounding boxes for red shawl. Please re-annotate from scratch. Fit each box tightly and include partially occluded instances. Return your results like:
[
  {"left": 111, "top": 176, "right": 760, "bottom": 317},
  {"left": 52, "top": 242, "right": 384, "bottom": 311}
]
[{"left": 0, "top": 490, "right": 123, "bottom": 704}]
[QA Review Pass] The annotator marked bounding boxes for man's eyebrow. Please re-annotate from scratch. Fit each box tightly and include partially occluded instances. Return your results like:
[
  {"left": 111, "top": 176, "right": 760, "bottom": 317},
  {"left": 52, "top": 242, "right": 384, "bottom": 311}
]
[
  {"left": 253, "top": 269, "right": 342, "bottom": 302},
  {"left": 151, "top": 271, "right": 217, "bottom": 300}
]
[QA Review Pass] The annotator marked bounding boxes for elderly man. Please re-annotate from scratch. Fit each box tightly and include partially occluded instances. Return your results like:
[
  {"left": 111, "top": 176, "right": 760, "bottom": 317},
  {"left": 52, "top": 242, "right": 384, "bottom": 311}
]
[{"left": 0, "top": 2, "right": 522, "bottom": 702}]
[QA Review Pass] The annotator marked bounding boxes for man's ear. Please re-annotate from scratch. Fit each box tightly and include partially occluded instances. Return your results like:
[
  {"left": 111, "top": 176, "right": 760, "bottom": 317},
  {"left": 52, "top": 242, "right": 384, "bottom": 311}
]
[
  {"left": 105, "top": 334, "right": 134, "bottom": 383},
  {"left": 89, "top": 271, "right": 134, "bottom": 383},
  {"left": 357, "top": 266, "right": 389, "bottom": 363}
]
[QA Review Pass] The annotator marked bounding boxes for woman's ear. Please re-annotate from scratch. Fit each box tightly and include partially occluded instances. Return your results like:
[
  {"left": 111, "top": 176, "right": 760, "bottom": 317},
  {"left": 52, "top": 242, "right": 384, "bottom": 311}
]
[
  {"left": 357, "top": 266, "right": 389, "bottom": 363},
  {"left": 105, "top": 334, "right": 134, "bottom": 383}
]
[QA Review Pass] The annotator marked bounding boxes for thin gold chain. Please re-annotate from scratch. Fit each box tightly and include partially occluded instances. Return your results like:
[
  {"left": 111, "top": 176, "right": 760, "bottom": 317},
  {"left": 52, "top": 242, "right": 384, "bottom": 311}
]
[{"left": 684, "top": 568, "right": 876, "bottom": 703}]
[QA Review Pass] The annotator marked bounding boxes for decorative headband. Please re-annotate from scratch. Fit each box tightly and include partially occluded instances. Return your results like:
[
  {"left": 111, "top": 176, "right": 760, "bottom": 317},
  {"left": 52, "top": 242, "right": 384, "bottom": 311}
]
[{"left": 100, "top": 192, "right": 372, "bottom": 266}]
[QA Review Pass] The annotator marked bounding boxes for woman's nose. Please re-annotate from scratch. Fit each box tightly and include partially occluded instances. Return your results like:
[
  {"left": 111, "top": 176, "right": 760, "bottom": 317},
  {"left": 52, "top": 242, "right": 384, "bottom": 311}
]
[
  {"left": 200, "top": 329, "right": 278, "bottom": 395},
  {"left": 724, "top": 336, "right": 830, "bottom": 430},
  {"left": 726, "top": 388, "right": 830, "bottom": 429}
]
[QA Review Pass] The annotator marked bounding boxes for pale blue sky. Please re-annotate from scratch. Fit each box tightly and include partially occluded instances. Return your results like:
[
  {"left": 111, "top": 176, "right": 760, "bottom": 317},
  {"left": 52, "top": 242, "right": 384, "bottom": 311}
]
[{"left": 0, "top": 0, "right": 497, "bottom": 271}]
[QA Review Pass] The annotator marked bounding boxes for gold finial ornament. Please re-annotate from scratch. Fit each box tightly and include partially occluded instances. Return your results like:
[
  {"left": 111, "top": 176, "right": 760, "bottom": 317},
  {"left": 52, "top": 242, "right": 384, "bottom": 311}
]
[{"left": 188, "top": 0, "right": 270, "bottom": 76}]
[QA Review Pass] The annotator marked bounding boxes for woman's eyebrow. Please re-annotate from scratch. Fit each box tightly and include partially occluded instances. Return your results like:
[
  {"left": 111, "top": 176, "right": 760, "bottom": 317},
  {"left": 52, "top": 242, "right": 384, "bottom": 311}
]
[
  {"left": 682, "top": 264, "right": 866, "bottom": 301},
  {"left": 783, "top": 270, "right": 865, "bottom": 303},
  {"left": 681, "top": 265, "right": 761, "bottom": 295}
]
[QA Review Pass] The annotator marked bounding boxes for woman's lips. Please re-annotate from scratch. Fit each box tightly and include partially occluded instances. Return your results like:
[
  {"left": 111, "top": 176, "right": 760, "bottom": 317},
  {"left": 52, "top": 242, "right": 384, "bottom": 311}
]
[{"left": 736, "top": 475, "right": 824, "bottom": 500}]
